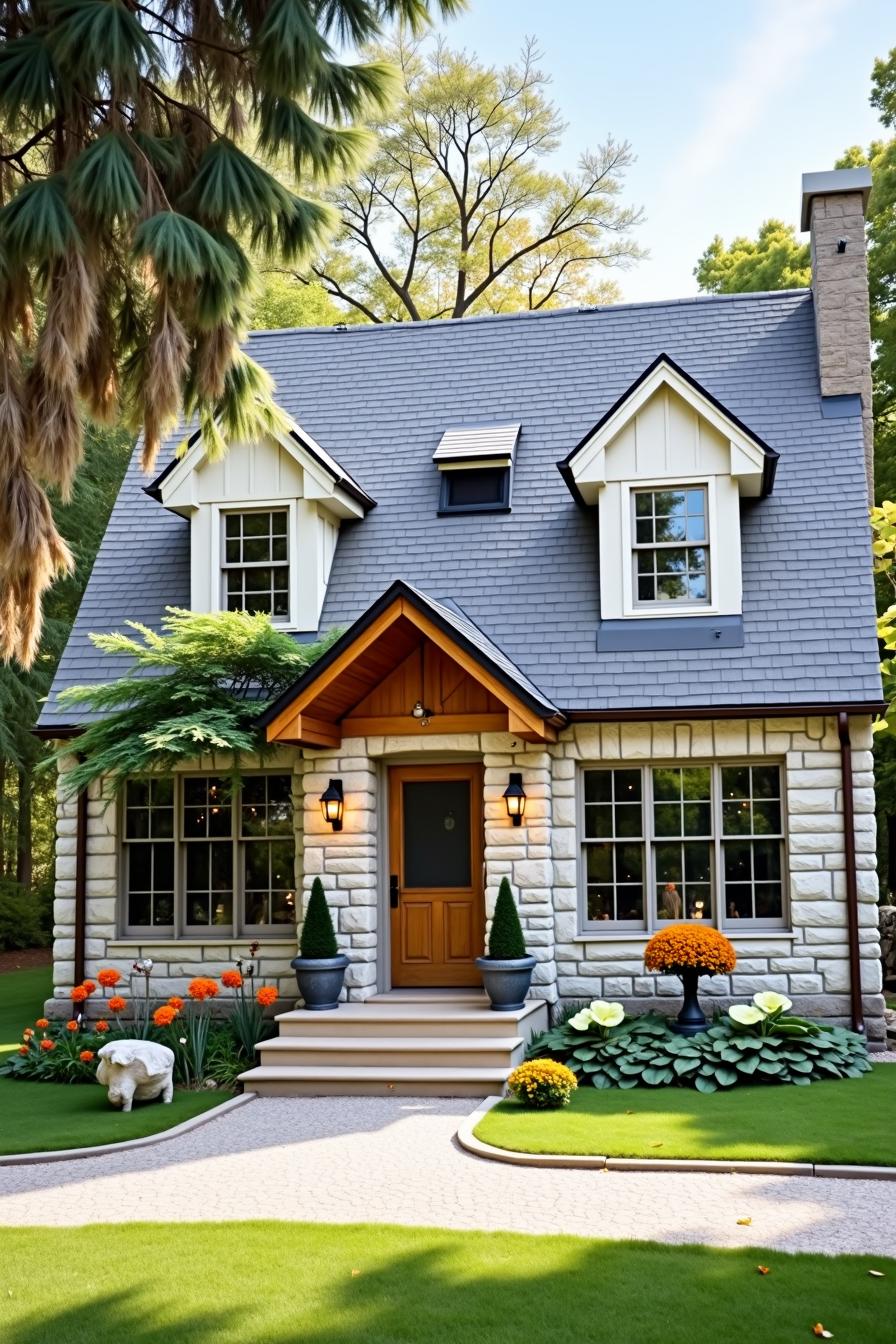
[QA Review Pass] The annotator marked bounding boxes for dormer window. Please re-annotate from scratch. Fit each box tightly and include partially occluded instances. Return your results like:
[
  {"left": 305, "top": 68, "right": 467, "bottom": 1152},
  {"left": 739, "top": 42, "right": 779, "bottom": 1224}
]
[
  {"left": 633, "top": 487, "right": 709, "bottom": 605},
  {"left": 223, "top": 510, "right": 290, "bottom": 618},
  {"left": 434, "top": 423, "right": 519, "bottom": 516}
]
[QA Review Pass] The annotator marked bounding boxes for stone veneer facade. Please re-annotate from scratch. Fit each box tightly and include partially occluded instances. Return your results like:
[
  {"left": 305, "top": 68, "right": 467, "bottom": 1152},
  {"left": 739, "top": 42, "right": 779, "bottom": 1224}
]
[{"left": 48, "top": 715, "right": 886, "bottom": 1044}]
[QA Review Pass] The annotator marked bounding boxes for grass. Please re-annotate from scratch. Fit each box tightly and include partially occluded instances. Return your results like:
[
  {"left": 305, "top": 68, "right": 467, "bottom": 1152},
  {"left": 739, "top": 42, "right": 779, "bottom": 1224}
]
[
  {"left": 476, "top": 1067, "right": 896, "bottom": 1165},
  {"left": 0, "top": 965, "right": 229, "bottom": 1155},
  {"left": 0, "top": 1222, "right": 893, "bottom": 1344}
]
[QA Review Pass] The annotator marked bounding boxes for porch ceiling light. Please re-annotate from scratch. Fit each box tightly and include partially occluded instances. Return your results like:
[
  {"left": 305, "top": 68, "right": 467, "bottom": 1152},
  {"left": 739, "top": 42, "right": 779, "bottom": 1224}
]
[
  {"left": 503, "top": 772, "right": 526, "bottom": 826},
  {"left": 319, "top": 778, "right": 344, "bottom": 831}
]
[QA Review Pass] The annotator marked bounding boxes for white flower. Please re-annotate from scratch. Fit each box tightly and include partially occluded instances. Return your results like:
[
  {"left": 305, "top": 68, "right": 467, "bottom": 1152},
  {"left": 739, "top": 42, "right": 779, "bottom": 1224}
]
[
  {"left": 143, "top": 958, "right": 154, "bottom": 971},
  {"left": 588, "top": 1000, "right": 625, "bottom": 1028},
  {"left": 568, "top": 1009, "right": 595, "bottom": 1031},
  {"left": 752, "top": 991, "right": 792, "bottom": 1015},
  {"left": 729, "top": 1004, "right": 765, "bottom": 1026}
]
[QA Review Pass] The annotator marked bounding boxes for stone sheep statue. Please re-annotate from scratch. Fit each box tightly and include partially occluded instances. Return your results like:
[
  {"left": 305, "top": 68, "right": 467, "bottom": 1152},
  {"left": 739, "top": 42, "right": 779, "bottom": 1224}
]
[{"left": 96, "top": 1040, "right": 175, "bottom": 1112}]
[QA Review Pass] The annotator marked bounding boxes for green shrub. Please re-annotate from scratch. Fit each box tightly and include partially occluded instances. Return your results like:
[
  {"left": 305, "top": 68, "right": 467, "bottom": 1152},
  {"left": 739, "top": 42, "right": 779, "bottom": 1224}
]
[
  {"left": 299, "top": 877, "right": 339, "bottom": 958},
  {"left": 487, "top": 877, "right": 526, "bottom": 959},
  {"left": 0, "top": 879, "right": 50, "bottom": 950},
  {"left": 528, "top": 1009, "right": 871, "bottom": 1092},
  {"left": 507, "top": 1059, "right": 578, "bottom": 1108}
]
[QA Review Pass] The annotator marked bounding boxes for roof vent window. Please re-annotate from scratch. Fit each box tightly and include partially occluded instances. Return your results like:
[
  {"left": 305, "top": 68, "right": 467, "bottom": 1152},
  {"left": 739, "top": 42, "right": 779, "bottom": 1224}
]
[{"left": 433, "top": 423, "right": 519, "bottom": 516}]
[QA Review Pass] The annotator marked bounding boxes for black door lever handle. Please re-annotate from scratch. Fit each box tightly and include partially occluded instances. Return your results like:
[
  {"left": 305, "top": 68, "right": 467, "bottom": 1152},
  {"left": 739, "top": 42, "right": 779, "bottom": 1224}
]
[{"left": 390, "top": 874, "right": 400, "bottom": 908}]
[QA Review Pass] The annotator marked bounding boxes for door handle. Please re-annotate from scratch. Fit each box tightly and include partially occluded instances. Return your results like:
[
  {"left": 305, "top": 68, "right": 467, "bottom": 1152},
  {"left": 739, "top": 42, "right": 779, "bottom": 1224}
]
[{"left": 390, "top": 874, "right": 400, "bottom": 908}]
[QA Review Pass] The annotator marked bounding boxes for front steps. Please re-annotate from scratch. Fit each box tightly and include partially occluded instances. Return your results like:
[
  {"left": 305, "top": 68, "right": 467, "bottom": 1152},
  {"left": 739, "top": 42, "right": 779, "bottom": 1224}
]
[{"left": 238, "top": 989, "right": 548, "bottom": 1096}]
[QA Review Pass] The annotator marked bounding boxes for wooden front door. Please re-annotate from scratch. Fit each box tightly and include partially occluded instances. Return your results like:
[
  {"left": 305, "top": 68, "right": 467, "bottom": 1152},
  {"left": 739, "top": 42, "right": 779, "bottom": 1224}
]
[{"left": 389, "top": 764, "right": 484, "bottom": 987}]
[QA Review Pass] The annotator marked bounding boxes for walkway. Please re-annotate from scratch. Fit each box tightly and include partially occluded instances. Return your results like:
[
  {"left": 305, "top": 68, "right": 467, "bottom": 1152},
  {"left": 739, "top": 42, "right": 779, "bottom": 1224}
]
[{"left": 0, "top": 1096, "right": 892, "bottom": 1255}]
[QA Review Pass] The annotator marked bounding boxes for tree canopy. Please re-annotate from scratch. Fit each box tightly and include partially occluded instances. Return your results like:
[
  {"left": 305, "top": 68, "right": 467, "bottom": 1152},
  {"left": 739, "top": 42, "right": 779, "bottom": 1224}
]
[
  {"left": 693, "top": 220, "right": 810, "bottom": 295},
  {"left": 289, "top": 36, "right": 643, "bottom": 322},
  {"left": 0, "top": 0, "right": 461, "bottom": 668}
]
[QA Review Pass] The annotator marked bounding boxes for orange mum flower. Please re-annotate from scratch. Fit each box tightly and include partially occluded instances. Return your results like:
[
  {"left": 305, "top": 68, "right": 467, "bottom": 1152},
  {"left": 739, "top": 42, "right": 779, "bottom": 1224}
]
[
  {"left": 152, "top": 1005, "right": 178, "bottom": 1028},
  {"left": 39, "top": 1038, "right": 56, "bottom": 1052},
  {"left": 81, "top": 980, "right": 97, "bottom": 994},
  {"left": 168, "top": 996, "right": 184, "bottom": 1011},
  {"left": 644, "top": 924, "right": 737, "bottom": 976},
  {"left": 79, "top": 1050, "right": 95, "bottom": 1063},
  {"left": 66, "top": 1020, "right": 79, "bottom": 1032},
  {"left": 256, "top": 986, "right": 278, "bottom": 1007},
  {"left": 221, "top": 969, "right": 243, "bottom": 989},
  {"left": 95, "top": 1020, "right": 110, "bottom": 1033},
  {"left": 108, "top": 996, "right": 127, "bottom": 1013},
  {"left": 188, "top": 977, "right": 219, "bottom": 1001},
  {"left": 23, "top": 1028, "right": 34, "bottom": 1039},
  {"left": 98, "top": 968, "right": 122, "bottom": 988},
  {"left": 35, "top": 1018, "right": 49, "bottom": 1029},
  {"left": 18, "top": 1044, "right": 29, "bottom": 1055},
  {"left": 70, "top": 986, "right": 88, "bottom": 1004}
]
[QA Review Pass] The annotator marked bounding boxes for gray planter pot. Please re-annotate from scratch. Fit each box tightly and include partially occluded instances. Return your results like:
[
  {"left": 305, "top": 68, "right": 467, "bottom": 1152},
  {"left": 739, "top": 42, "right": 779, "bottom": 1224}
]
[
  {"left": 291, "top": 954, "right": 350, "bottom": 1011},
  {"left": 475, "top": 955, "right": 537, "bottom": 1011}
]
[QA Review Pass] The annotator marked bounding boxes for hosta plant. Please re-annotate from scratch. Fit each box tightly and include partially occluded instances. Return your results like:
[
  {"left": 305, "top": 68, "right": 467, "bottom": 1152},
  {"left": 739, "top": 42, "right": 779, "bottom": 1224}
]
[{"left": 527, "top": 1011, "right": 679, "bottom": 1090}]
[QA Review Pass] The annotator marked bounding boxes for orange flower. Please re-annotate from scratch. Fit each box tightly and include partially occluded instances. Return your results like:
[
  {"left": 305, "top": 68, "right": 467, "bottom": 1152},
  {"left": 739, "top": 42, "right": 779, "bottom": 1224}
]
[
  {"left": 221, "top": 969, "right": 243, "bottom": 989},
  {"left": 35, "top": 1018, "right": 49, "bottom": 1029},
  {"left": 70, "top": 986, "right": 88, "bottom": 1004},
  {"left": 188, "top": 977, "right": 219, "bottom": 1001},
  {"left": 152, "top": 1005, "right": 178, "bottom": 1028},
  {"left": 95, "top": 1020, "right": 110, "bottom": 1033},
  {"left": 66, "top": 1020, "right": 79, "bottom": 1032},
  {"left": 82, "top": 980, "right": 97, "bottom": 994},
  {"left": 79, "top": 1050, "right": 95, "bottom": 1063},
  {"left": 39, "top": 1038, "right": 56, "bottom": 1052},
  {"left": 18, "top": 1044, "right": 29, "bottom": 1055},
  {"left": 98, "top": 968, "right": 122, "bottom": 988},
  {"left": 23, "top": 1028, "right": 34, "bottom": 1039},
  {"left": 168, "top": 996, "right": 184, "bottom": 1011},
  {"left": 108, "top": 996, "right": 127, "bottom": 1014},
  {"left": 644, "top": 924, "right": 737, "bottom": 976},
  {"left": 256, "top": 986, "right": 278, "bottom": 1007}
]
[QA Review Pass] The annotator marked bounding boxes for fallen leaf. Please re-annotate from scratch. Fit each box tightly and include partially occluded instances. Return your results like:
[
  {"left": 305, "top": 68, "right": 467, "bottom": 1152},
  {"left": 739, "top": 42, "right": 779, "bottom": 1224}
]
[
  {"left": 868, "top": 1270, "right": 885, "bottom": 1278},
  {"left": 736, "top": 1218, "right": 752, "bottom": 1226},
  {"left": 812, "top": 1326, "right": 833, "bottom": 1339},
  {"left": 756, "top": 1266, "right": 770, "bottom": 1276},
  {"left": 649, "top": 1141, "right": 663, "bottom": 1148},
  {"left": 351, "top": 1270, "right": 361, "bottom": 1278}
]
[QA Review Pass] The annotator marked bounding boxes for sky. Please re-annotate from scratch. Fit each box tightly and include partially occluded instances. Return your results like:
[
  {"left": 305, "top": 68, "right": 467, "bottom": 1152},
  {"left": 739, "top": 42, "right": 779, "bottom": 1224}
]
[{"left": 435, "top": 0, "right": 895, "bottom": 302}]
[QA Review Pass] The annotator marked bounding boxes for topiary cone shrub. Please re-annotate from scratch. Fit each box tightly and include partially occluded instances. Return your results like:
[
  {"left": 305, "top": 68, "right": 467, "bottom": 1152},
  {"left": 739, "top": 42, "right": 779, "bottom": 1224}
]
[
  {"left": 299, "top": 878, "right": 339, "bottom": 959},
  {"left": 487, "top": 877, "right": 527, "bottom": 960}
]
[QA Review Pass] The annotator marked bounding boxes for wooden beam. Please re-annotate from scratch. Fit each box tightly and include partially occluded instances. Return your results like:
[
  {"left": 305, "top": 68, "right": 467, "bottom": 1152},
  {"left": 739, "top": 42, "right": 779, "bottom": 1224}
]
[
  {"left": 507, "top": 710, "right": 558, "bottom": 744},
  {"left": 342, "top": 713, "right": 509, "bottom": 737},
  {"left": 267, "top": 712, "right": 342, "bottom": 748}
]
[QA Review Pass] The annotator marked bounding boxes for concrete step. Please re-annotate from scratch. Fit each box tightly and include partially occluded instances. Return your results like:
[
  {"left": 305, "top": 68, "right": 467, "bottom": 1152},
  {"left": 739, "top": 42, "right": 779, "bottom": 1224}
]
[
  {"left": 238, "top": 1063, "right": 511, "bottom": 1097},
  {"left": 273, "top": 999, "right": 548, "bottom": 1040},
  {"left": 367, "top": 989, "right": 488, "bottom": 1005},
  {"left": 255, "top": 1034, "right": 526, "bottom": 1070}
]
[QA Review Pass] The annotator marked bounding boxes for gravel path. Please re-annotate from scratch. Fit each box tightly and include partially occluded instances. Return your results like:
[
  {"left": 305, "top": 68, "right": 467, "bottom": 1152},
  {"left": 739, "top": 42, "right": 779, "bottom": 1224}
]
[{"left": 0, "top": 1095, "right": 893, "bottom": 1256}]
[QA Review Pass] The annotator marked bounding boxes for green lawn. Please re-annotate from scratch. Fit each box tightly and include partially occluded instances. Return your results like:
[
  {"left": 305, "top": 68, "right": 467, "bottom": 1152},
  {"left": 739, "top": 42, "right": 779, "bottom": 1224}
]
[
  {"left": 0, "top": 1223, "right": 893, "bottom": 1344},
  {"left": 0, "top": 966, "right": 229, "bottom": 1155},
  {"left": 476, "top": 1067, "right": 896, "bottom": 1165}
]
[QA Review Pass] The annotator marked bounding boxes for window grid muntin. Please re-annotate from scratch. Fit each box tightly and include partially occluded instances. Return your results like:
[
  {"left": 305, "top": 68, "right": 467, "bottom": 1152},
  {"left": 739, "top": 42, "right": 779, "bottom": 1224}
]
[
  {"left": 122, "top": 772, "right": 296, "bottom": 937},
  {"left": 123, "top": 779, "right": 175, "bottom": 928},
  {"left": 579, "top": 761, "right": 787, "bottom": 934},
  {"left": 221, "top": 509, "right": 290, "bottom": 619},
  {"left": 720, "top": 764, "right": 785, "bottom": 922},
  {"left": 582, "top": 768, "right": 645, "bottom": 926},
  {"left": 632, "top": 486, "right": 710, "bottom": 605}
]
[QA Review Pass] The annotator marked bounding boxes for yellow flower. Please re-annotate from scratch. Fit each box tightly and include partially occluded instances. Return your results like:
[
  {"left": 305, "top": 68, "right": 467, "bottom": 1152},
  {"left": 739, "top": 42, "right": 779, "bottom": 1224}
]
[
  {"left": 507, "top": 1059, "right": 577, "bottom": 1109},
  {"left": 729, "top": 1005, "right": 764, "bottom": 1026},
  {"left": 752, "top": 991, "right": 792, "bottom": 1015},
  {"left": 588, "top": 1000, "right": 625, "bottom": 1028}
]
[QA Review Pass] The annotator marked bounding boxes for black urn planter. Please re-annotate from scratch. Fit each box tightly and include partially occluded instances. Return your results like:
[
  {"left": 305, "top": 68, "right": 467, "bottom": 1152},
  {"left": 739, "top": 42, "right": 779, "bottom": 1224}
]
[
  {"left": 675, "top": 967, "right": 708, "bottom": 1036},
  {"left": 475, "top": 955, "right": 537, "bottom": 1012},
  {"left": 291, "top": 953, "right": 350, "bottom": 1011}
]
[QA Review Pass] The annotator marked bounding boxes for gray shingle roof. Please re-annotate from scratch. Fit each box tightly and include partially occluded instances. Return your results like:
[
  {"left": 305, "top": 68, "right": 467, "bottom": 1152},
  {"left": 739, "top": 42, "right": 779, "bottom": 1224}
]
[{"left": 40, "top": 289, "right": 882, "bottom": 728}]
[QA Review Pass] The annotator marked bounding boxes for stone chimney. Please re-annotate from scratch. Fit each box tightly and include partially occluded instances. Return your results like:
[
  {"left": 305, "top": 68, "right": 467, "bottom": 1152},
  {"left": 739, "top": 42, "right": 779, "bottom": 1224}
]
[{"left": 800, "top": 166, "right": 874, "bottom": 493}]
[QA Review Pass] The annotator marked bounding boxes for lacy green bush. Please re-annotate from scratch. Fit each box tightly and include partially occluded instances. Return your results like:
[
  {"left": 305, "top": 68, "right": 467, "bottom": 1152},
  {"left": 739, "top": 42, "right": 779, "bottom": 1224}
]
[{"left": 527, "top": 998, "right": 870, "bottom": 1092}]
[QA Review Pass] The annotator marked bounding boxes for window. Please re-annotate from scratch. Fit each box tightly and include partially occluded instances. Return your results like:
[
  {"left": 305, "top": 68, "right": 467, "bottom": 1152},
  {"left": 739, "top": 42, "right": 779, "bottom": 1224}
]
[
  {"left": 438, "top": 466, "right": 511, "bottom": 514},
  {"left": 122, "top": 774, "right": 296, "bottom": 936},
  {"left": 633, "top": 487, "right": 709, "bottom": 604},
  {"left": 579, "top": 762, "right": 786, "bottom": 933},
  {"left": 222, "top": 510, "right": 289, "bottom": 617}
]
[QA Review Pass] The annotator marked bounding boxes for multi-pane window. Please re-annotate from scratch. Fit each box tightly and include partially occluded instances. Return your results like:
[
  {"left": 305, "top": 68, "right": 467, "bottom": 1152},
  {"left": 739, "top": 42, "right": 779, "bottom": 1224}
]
[
  {"left": 580, "top": 763, "right": 786, "bottom": 933},
  {"left": 633, "top": 487, "right": 709, "bottom": 604},
  {"left": 222, "top": 510, "right": 289, "bottom": 618},
  {"left": 122, "top": 774, "right": 296, "bottom": 936}
]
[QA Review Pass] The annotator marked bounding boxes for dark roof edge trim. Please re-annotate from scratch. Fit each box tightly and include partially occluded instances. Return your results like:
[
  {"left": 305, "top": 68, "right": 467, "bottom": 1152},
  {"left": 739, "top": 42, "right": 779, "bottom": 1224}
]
[
  {"left": 258, "top": 579, "right": 563, "bottom": 729},
  {"left": 557, "top": 352, "right": 780, "bottom": 499},
  {"left": 564, "top": 701, "right": 885, "bottom": 723}
]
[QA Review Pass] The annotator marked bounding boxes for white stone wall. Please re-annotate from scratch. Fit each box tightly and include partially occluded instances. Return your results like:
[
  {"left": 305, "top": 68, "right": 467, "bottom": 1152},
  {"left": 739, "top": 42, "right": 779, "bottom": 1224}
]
[{"left": 549, "top": 715, "right": 885, "bottom": 1041}]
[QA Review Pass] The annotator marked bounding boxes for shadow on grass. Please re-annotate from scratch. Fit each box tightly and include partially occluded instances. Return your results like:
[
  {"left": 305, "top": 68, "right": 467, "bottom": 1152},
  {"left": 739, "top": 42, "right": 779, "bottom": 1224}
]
[{"left": 2, "top": 1223, "right": 893, "bottom": 1344}]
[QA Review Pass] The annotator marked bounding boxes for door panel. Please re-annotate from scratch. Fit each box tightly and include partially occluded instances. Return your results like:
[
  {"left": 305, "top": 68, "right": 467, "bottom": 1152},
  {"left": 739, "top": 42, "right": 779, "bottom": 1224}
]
[{"left": 389, "top": 764, "right": 484, "bottom": 987}]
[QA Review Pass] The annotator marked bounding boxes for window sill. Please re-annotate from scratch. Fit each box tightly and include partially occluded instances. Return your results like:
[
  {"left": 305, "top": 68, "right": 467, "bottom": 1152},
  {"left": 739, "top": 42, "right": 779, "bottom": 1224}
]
[
  {"left": 107, "top": 936, "right": 297, "bottom": 950},
  {"left": 573, "top": 930, "right": 796, "bottom": 944}
]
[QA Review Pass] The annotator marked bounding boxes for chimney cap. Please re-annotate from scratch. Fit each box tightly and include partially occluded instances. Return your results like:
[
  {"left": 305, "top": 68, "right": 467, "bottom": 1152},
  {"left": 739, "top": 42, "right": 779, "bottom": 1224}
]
[{"left": 800, "top": 167, "right": 872, "bottom": 231}]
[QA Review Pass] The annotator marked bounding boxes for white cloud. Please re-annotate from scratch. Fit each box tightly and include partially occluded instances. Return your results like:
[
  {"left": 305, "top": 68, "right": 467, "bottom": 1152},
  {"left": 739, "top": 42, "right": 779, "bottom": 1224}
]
[{"left": 666, "top": 0, "right": 849, "bottom": 185}]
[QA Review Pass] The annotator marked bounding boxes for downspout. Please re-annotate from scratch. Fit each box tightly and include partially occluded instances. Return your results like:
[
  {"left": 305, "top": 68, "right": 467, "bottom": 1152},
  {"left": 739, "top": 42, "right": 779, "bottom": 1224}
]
[
  {"left": 837, "top": 712, "right": 865, "bottom": 1034},
  {"left": 74, "top": 772, "right": 88, "bottom": 989}
]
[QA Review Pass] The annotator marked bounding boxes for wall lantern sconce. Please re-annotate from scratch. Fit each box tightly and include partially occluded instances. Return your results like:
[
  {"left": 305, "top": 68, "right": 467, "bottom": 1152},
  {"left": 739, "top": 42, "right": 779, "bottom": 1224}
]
[
  {"left": 503, "top": 772, "right": 527, "bottom": 826},
  {"left": 410, "top": 700, "right": 434, "bottom": 727},
  {"left": 319, "top": 778, "right": 344, "bottom": 831}
]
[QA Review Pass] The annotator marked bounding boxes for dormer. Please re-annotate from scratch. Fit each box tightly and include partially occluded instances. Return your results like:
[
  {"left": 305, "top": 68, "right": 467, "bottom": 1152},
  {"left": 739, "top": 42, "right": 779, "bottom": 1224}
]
[
  {"left": 558, "top": 355, "right": 777, "bottom": 629},
  {"left": 434, "top": 423, "right": 520, "bottom": 514},
  {"left": 148, "top": 420, "right": 375, "bottom": 632}
]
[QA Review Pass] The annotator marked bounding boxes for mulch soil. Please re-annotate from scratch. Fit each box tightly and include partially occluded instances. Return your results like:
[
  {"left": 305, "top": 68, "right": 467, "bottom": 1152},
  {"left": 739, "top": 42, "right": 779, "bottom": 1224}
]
[{"left": 0, "top": 947, "right": 52, "bottom": 974}]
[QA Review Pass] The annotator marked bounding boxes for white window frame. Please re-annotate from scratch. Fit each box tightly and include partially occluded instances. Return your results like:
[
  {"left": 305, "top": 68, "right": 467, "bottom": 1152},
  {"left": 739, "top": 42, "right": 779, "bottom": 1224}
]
[
  {"left": 121, "top": 772, "right": 297, "bottom": 939},
  {"left": 219, "top": 505, "right": 293, "bottom": 625},
  {"left": 617, "top": 475, "right": 722, "bottom": 619},
  {"left": 577, "top": 760, "right": 789, "bottom": 936},
  {"left": 631, "top": 484, "right": 711, "bottom": 608}
]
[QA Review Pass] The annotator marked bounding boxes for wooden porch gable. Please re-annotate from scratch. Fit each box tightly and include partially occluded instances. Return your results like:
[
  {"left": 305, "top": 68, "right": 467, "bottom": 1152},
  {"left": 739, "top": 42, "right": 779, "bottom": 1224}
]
[{"left": 265, "top": 596, "right": 559, "bottom": 748}]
